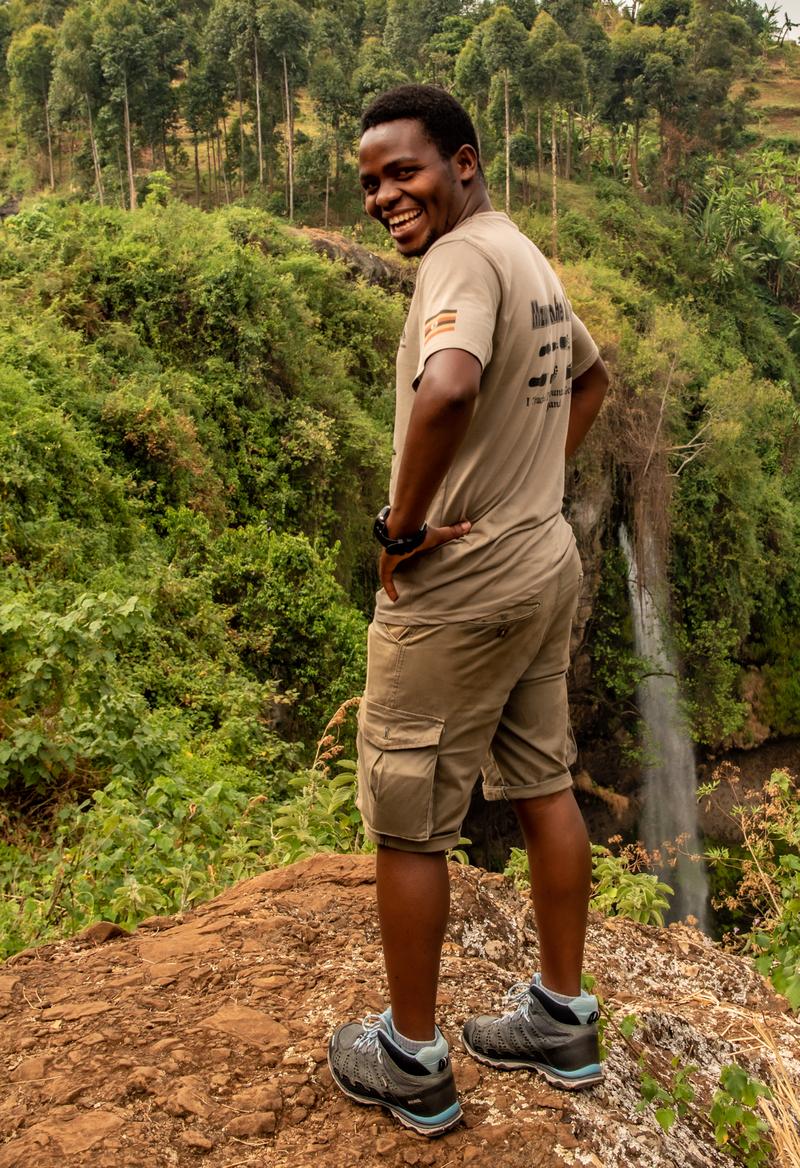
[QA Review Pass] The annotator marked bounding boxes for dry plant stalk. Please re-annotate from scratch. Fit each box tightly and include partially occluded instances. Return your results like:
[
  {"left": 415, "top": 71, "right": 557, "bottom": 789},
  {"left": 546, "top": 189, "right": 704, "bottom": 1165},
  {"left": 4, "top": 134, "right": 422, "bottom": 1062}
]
[
  {"left": 312, "top": 696, "right": 361, "bottom": 771},
  {"left": 751, "top": 1019, "right": 800, "bottom": 1168}
]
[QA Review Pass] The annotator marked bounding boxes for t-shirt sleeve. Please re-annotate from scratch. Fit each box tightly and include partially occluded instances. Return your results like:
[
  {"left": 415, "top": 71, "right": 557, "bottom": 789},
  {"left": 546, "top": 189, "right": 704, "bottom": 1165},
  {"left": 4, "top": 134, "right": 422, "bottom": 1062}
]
[
  {"left": 413, "top": 239, "right": 501, "bottom": 387},
  {"left": 570, "top": 310, "right": 599, "bottom": 380}
]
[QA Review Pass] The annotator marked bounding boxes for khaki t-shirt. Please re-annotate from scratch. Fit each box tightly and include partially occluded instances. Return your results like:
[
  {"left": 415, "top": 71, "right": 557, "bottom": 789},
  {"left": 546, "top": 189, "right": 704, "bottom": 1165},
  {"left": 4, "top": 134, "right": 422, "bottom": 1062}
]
[{"left": 374, "top": 211, "right": 598, "bottom": 625}]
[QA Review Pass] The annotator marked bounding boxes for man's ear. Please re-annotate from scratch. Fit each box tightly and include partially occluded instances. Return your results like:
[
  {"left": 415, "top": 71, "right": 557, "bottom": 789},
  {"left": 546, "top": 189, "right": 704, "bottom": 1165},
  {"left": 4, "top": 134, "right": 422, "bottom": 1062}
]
[{"left": 454, "top": 144, "right": 479, "bottom": 182}]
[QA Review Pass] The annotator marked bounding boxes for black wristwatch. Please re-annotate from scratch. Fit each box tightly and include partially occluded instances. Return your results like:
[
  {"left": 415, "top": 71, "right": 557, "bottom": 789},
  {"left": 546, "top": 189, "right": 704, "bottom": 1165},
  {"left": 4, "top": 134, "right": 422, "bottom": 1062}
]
[{"left": 373, "top": 506, "right": 428, "bottom": 556}]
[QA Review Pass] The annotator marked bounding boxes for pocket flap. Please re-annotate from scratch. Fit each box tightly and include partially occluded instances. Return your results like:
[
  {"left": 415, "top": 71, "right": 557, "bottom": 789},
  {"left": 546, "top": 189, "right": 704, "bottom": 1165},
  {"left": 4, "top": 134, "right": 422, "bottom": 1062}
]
[{"left": 359, "top": 700, "right": 444, "bottom": 751}]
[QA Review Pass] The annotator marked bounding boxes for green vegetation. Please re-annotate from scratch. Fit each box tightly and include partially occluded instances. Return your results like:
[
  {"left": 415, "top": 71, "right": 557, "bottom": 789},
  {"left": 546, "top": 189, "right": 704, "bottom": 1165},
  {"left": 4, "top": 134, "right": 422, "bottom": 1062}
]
[
  {"left": 505, "top": 840, "right": 674, "bottom": 925},
  {"left": 608, "top": 1005, "right": 774, "bottom": 1164},
  {"left": 0, "top": 1, "right": 798, "bottom": 1055},
  {"left": 702, "top": 768, "right": 800, "bottom": 1009},
  {"left": 0, "top": 197, "right": 400, "bottom": 955}
]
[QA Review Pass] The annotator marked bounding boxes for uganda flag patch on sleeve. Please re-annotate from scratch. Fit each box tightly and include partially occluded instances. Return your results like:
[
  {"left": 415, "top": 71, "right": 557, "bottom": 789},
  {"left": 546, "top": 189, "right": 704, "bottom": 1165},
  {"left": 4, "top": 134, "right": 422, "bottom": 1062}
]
[{"left": 424, "top": 308, "right": 458, "bottom": 344}]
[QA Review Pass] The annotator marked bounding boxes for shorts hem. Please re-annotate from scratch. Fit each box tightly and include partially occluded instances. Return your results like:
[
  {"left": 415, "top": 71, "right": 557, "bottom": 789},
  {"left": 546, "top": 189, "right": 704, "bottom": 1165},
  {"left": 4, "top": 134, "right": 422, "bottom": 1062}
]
[
  {"left": 362, "top": 823, "right": 460, "bottom": 854},
  {"left": 482, "top": 772, "right": 573, "bottom": 803}
]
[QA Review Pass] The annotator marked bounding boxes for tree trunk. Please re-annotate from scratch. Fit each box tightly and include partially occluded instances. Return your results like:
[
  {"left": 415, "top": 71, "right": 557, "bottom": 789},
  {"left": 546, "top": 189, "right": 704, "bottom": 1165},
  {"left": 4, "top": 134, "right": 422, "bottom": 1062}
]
[
  {"left": 115, "top": 142, "right": 126, "bottom": 209},
  {"left": 122, "top": 73, "right": 136, "bottom": 210},
  {"left": 43, "top": 86, "right": 55, "bottom": 190},
  {"left": 206, "top": 132, "right": 215, "bottom": 204},
  {"left": 536, "top": 106, "right": 542, "bottom": 211},
  {"left": 237, "top": 82, "right": 246, "bottom": 196},
  {"left": 324, "top": 170, "right": 330, "bottom": 229},
  {"left": 566, "top": 109, "right": 572, "bottom": 181},
  {"left": 85, "top": 94, "right": 104, "bottom": 206},
  {"left": 610, "top": 130, "right": 618, "bottom": 178},
  {"left": 551, "top": 108, "right": 558, "bottom": 261},
  {"left": 630, "top": 119, "right": 641, "bottom": 192},
  {"left": 253, "top": 35, "right": 264, "bottom": 185},
  {"left": 503, "top": 70, "right": 511, "bottom": 215},
  {"left": 282, "top": 54, "right": 294, "bottom": 221},
  {"left": 193, "top": 133, "right": 201, "bottom": 204},
  {"left": 217, "top": 122, "right": 230, "bottom": 204}
]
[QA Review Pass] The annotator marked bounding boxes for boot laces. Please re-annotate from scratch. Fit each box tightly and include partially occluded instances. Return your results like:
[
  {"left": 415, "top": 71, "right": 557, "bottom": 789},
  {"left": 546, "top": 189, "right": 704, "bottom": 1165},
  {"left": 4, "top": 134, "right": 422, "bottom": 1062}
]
[
  {"left": 353, "top": 1013, "right": 387, "bottom": 1057},
  {"left": 504, "top": 981, "right": 533, "bottom": 1019}
]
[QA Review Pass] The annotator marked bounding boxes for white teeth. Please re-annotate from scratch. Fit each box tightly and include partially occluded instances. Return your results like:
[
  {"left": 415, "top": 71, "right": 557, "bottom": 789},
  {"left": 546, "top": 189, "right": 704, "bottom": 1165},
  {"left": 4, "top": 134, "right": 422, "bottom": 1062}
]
[{"left": 388, "top": 209, "right": 421, "bottom": 227}]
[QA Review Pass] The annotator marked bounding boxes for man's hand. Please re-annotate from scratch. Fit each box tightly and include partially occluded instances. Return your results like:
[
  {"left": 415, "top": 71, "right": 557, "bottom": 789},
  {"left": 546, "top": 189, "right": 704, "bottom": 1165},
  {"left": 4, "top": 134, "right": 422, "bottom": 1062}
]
[{"left": 380, "top": 520, "right": 471, "bottom": 602}]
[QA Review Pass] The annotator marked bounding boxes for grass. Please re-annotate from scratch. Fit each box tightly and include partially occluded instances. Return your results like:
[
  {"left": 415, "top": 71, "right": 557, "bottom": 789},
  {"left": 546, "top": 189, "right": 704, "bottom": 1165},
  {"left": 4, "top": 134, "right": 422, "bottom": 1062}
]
[
  {"left": 752, "top": 1019, "right": 800, "bottom": 1168},
  {"left": 748, "top": 43, "right": 800, "bottom": 143}
]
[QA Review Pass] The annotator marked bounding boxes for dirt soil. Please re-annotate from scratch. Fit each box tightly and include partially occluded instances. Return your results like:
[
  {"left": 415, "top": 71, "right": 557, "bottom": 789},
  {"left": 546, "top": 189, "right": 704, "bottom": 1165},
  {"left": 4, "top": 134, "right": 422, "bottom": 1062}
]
[{"left": 1, "top": 854, "right": 798, "bottom": 1168}]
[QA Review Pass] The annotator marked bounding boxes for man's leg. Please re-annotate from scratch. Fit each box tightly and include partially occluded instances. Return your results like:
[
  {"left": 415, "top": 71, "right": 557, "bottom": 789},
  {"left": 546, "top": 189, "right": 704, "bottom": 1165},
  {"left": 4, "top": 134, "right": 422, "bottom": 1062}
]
[
  {"left": 376, "top": 846, "right": 449, "bottom": 1040},
  {"left": 513, "top": 789, "right": 591, "bottom": 998}
]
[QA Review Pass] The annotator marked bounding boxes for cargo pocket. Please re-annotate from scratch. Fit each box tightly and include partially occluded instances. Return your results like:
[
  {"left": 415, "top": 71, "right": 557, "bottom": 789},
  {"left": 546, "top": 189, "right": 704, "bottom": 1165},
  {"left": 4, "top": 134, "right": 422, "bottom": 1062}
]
[{"left": 356, "top": 699, "right": 445, "bottom": 841}]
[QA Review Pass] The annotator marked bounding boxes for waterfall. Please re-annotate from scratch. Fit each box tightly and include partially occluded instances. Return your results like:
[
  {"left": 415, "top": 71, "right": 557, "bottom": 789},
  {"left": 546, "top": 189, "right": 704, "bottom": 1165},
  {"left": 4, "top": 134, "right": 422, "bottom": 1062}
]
[{"left": 619, "top": 525, "right": 710, "bottom": 931}]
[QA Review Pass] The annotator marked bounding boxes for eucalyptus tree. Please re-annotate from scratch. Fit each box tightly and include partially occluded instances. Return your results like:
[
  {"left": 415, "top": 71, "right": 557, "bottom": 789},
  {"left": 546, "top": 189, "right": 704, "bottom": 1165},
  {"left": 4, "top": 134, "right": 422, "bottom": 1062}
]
[
  {"left": 259, "top": 0, "right": 311, "bottom": 221},
  {"left": 309, "top": 42, "right": 357, "bottom": 189},
  {"left": 383, "top": 0, "right": 462, "bottom": 78},
  {"left": 479, "top": 5, "right": 528, "bottom": 214},
  {"left": 541, "top": 38, "right": 586, "bottom": 253},
  {"left": 422, "top": 15, "right": 476, "bottom": 87},
  {"left": 352, "top": 36, "right": 407, "bottom": 106},
  {"left": 604, "top": 21, "right": 661, "bottom": 190},
  {"left": 93, "top": 0, "right": 148, "bottom": 209},
  {"left": 7, "top": 22, "right": 57, "bottom": 189},
  {"left": 138, "top": 0, "right": 187, "bottom": 170},
  {"left": 50, "top": 2, "right": 107, "bottom": 202},
  {"left": 205, "top": 0, "right": 269, "bottom": 186},
  {"left": 454, "top": 35, "right": 490, "bottom": 159},
  {"left": 522, "top": 11, "right": 560, "bottom": 207},
  {"left": 0, "top": 7, "right": 11, "bottom": 95},
  {"left": 204, "top": 0, "right": 253, "bottom": 193}
]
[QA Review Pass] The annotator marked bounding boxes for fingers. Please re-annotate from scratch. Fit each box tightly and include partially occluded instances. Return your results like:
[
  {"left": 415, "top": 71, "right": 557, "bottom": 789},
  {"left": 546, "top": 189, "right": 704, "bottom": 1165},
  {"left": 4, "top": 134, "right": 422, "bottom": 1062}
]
[
  {"left": 425, "top": 520, "right": 471, "bottom": 549},
  {"left": 379, "top": 521, "right": 471, "bottom": 603},
  {"left": 380, "top": 551, "right": 399, "bottom": 603}
]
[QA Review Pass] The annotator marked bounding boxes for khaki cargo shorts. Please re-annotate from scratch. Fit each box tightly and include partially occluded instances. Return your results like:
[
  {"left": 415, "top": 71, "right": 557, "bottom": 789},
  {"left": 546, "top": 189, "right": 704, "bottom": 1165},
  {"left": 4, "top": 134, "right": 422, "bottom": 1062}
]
[{"left": 356, "top": 541, "right": 582, "bottom": 853}]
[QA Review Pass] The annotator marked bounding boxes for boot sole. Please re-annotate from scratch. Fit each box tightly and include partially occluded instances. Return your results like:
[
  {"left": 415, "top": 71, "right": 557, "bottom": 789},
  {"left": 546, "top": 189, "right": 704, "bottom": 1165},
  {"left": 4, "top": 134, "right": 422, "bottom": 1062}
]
[
  {"left": 328, "top": 1053, "right": 463, "bottom": 1137},
  {"left": 461, "top": 1034, "right": 603, "bottom": 1090}
]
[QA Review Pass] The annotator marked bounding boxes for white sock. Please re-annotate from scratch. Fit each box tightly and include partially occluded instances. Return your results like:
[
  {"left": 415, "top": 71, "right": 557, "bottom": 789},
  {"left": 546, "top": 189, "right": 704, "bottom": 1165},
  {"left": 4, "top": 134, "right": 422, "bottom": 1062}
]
[{"left": 392, "top": 1026, "right": 437, "bottom": 1053}]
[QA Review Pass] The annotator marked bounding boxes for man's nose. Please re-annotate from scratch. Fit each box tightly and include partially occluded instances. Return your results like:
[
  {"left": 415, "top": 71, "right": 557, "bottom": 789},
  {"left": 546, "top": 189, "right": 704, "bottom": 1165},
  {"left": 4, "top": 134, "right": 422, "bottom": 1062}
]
[{"left": 375, "top": 178, "right": 400, "bottom": 208}]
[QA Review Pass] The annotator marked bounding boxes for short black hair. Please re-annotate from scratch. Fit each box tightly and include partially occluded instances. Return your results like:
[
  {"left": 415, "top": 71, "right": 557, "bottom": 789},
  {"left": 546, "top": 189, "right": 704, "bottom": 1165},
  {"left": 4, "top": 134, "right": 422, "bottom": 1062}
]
[{"left": 361, "top": 84, "right": 482, "bottom": 171}]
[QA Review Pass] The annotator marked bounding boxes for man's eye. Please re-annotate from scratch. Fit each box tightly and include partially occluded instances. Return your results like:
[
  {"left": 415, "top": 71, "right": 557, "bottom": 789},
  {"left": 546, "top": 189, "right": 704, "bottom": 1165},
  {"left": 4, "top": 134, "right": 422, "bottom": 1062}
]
[{"left": 396, "top": 169, "right": 415, "bottom": 179}]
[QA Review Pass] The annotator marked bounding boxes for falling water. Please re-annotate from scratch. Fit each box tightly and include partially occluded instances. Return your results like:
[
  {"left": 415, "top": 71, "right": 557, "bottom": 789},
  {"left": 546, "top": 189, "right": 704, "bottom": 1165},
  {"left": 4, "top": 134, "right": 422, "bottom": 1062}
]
[{"left": 619, "top": 525, "right": 710, "bottom": 931}]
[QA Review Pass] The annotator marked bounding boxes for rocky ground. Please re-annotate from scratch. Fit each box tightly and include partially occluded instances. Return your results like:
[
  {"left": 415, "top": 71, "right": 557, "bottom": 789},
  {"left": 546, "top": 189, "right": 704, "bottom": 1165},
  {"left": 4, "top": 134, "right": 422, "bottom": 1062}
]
[{"left": 1, "top": 854, "right": 798, "bottom": 1168}]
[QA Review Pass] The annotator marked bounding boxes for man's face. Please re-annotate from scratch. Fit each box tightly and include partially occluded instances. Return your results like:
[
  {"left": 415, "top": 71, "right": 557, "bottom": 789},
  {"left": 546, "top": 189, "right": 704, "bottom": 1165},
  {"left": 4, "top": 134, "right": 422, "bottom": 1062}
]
[{"left": 358, "top": 119, "right": 469, "bottom": 257}]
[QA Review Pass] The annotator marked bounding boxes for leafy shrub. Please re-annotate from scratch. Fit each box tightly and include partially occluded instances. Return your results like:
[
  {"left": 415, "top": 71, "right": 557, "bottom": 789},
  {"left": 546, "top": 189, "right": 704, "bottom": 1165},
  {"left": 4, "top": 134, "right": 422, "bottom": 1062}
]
[
  {"left": 504, "top": 842, "right": 674, "bottom": 926},
  {"left": 703, "top": 768, "right": 800, "bottom": 1008}
]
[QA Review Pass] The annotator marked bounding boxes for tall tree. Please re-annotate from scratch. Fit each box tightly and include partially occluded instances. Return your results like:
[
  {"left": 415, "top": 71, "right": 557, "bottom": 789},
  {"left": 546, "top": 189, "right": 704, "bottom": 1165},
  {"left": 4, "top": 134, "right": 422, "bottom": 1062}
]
[
  {"left": 523, "top": 11, "right": 562, "bottom": 208},
  {"left": 352, "top": 36, "right": 407, "bottom": 106},
  {"left": 480, "top": 5, "right": 528, "bottom": 215},
  {"left": 7, "top": 23, "right": 57, "bottom": 189},
  {"left": 454, "top": 35, "right": 490, "bottom": 159},
  {"left": 259, "top": 0, "right": 311, "bottom": 221},
  {"left": 309, "top": 44, "right": 357, "bottom": 188},
  {"left": 93, "top": 0, "right": 148, "bottom": 209},
  {"left": 51, "top": 2, "right": 107, "bottom": 203}
]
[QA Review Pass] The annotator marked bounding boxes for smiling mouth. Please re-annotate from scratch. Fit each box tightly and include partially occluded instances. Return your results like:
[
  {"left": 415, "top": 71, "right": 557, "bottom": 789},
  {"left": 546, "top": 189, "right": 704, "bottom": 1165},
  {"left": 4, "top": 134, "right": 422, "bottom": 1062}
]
[{"left": 387, "top": 208, "right": 423, "bottom": 235}]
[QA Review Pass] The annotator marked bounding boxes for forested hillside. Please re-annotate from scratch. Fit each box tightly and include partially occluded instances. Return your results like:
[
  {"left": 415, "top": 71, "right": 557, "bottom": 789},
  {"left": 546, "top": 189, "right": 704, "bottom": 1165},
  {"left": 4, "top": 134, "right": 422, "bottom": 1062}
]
[{"left": 1, "top": 0, "right": 799, "bottom": 1020}]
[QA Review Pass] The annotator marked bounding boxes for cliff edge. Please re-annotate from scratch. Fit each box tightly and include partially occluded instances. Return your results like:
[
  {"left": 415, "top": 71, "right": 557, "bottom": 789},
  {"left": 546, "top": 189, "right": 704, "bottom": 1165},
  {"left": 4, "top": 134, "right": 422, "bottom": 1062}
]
[{"left": 1, "top": 855, "right": 797, "bottom": 1168}]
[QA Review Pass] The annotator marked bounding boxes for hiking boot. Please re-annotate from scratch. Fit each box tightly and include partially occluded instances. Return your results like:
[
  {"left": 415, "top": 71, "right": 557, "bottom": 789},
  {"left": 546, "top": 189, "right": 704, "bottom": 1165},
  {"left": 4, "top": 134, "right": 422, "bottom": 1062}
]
[
  {"left": 461, "top": 977, "right": 603, "bottom": 1089},
  {"left": 328, "top": 1009, "right": 462, "bottom": 1137}
]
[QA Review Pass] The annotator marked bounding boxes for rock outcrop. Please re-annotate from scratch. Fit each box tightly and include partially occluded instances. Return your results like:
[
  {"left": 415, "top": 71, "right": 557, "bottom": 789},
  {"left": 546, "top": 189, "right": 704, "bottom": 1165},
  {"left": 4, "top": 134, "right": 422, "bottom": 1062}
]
[{"left": 2, "top": 855, "right": 797, "bottom": 1168}]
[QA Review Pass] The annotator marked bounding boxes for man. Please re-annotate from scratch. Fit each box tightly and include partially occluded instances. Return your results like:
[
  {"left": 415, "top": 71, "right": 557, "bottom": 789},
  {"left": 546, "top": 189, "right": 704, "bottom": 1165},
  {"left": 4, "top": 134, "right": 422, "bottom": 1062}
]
[{"left": 328, "top": 84, "right": 609, "bottom": 1137}]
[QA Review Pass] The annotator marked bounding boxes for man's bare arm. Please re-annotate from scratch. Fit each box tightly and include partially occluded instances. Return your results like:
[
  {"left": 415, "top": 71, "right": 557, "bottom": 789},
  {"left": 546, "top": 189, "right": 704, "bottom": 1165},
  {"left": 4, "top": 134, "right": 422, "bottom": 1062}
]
[
  {"left": 381, "top": 348, "right": 481, "bottom": 601},
  {"left": 565, "top": 356, "right": 609, "bottom": 459}
]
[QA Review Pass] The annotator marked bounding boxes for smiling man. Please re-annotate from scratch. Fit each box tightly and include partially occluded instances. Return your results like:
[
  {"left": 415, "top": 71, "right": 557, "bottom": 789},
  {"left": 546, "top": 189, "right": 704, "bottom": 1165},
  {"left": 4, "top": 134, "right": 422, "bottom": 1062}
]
[{"left": 327, "top": 85, "right": 609, "bottom": 1137}]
